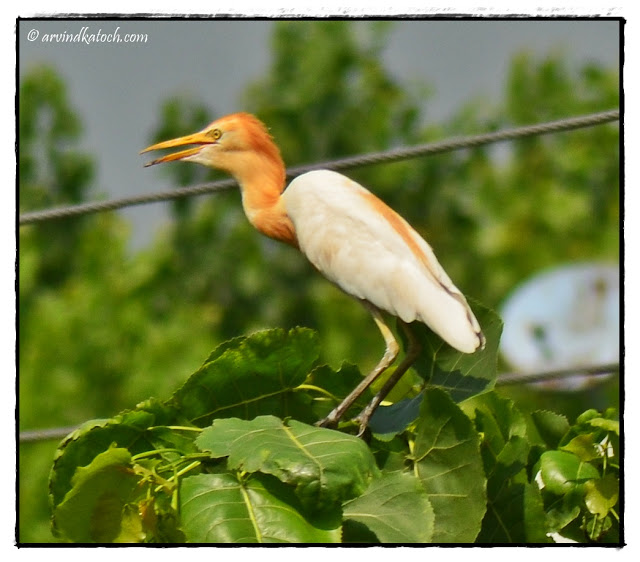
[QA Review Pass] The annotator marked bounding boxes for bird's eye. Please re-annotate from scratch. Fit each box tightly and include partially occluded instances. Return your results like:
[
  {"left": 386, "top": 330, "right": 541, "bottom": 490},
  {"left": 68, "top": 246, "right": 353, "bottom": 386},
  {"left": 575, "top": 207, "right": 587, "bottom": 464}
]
[{"left": 207, "top": 128, "right": 222, "bottom": 140}]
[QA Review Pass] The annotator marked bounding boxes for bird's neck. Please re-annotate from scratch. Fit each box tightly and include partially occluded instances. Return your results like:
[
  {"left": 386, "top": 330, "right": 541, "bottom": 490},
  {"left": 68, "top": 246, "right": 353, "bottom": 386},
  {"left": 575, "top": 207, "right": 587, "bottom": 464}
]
[{"left": 232, "top": 152, "right": 298, "bottom": 247}]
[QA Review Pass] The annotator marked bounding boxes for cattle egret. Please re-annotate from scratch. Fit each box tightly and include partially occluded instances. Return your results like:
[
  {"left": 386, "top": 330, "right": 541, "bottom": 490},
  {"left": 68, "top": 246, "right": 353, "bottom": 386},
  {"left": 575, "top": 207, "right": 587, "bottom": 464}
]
[{"left": 142, "top": 112, "right": 484, "bottom": 435}]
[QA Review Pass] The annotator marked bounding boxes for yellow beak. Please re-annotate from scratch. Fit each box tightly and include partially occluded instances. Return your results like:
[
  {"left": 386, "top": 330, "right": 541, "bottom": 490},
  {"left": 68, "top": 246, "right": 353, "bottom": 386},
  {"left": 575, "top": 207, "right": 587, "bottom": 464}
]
[{"left": 140, "top": 131, "right": 214, "bottom": 167}]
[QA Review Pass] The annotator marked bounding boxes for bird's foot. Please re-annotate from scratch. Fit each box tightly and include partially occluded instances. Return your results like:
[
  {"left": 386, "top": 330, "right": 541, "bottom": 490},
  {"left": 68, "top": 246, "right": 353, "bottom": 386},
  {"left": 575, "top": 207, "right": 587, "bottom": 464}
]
[{"left": 315, "top": 413, "right": 339, "bottom": 430}]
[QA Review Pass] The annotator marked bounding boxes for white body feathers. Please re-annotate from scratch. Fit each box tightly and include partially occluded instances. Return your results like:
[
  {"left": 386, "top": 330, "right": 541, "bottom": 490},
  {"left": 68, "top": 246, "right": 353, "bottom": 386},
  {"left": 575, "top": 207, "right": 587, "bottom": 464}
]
[{"left": 283, "top": 170, "right": 483, "bottom": 353}]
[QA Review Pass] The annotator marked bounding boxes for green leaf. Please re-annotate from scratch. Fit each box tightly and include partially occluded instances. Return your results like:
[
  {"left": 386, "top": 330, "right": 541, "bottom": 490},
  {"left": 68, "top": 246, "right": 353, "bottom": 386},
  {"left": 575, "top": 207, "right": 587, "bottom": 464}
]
[
  {"left": 539, "top": 451, "right": 600, "bottom": 495},
  {"left": 546, "top": 502, "right": 581, "bottom": 534},
  {"left": 306, "top": 362, "right": 372, "bottom": 420},
  {"left": 413, "top": 388, "right": 486, "bottom": 543},
  {"left": 587, "top": 417, "right": 619, "bottom": 435},
  {"left": 343, "top": 471, "right": 434, "bottom": 543},
  {"left": 462, "top": 391, "right": 527, "bottom": 456},
  {"left": 49, "top": 398, "right": 180, "bottom": 509},
  {"left": 478, "top": 481, "right": 549, "bottom": 543},
  {"left": 530, "top": 410, "right": 571, "bottom": 449},
  {"left": 410, "top": 300, "right": 502, "bottom": 403},
  {"left": 463, "top": 393, "right": 546, "bottom": 542},
  {"left": 53, "top": 447, "right": 142, "bottom": 543},
  {"left": 196, "top": 416, "right": 379, "bottom": 510},
  {"left": 561, "top": 433, "right": 601, "bottom": 462},
  {"left": 169, "top": 328, "right": 320, "bottom": 426},
  {"left": 180, "top": 472, "right": 341, "bottom": 543},
  {"left": 584, "top": 474, "right": 618, "bottom": 517}
]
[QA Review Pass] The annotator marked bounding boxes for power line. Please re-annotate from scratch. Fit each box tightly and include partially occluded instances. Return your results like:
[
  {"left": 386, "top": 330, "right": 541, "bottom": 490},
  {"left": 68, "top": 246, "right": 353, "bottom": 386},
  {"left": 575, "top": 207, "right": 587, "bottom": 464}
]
[
  {"left": 496, "top": 362, "right": 619, "bottom": 386},
  {"left": 19, "top": 362, "right": 619, "bottom": 443},
  {"left": 19, "top": 109, "right": 619, "bottom": 226}
]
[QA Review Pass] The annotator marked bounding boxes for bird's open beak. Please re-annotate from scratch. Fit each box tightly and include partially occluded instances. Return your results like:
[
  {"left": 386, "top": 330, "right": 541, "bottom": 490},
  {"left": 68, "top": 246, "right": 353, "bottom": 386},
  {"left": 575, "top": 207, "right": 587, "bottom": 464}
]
[{"left": 140, "top": 131, "right": 214, "bottom": 167}]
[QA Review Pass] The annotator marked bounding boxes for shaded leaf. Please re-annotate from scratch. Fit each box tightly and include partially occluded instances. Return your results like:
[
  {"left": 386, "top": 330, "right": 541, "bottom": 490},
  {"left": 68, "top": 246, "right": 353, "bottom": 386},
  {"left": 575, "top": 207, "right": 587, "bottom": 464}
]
[
  {"left": 464, "top": 393, "right": 544, "bottom": 542},
  {"left": 53, "top": 447, "right": 141, "bottom": 543},
  {"left": 49, "top": 398, "right": 179, "bottom": 508},
  {"left": 196, "top": 416, "right": 379, "bottom": 510},
  {"left": 530, "top": 410, "right": 570, "bottom": 449},
  {"left": 561, "top": 433, "right": 600, "bottom": 462},
  {"left": 478, "top": 481, "right": 549, "bottom": 543},
  {"left": 180, "top": 472, "right": 341, "bottom": 543},
  {"left": 463, "top": 391, "right": 527, "bottom": 456},
  {"left": 343, "top": 471, "right": 434, "bottom": 543},
  {"left": 169, "top": 328, "right": 320, "bottom": 426},
  {"left": 306, "top": 362, "right": 372, "bottom": 421},
  {"left": 410, "top": 300, "right": 502, "bottom": 402},
  {"left": 413, "top": 388, "right": 486, "bottom": 543}
]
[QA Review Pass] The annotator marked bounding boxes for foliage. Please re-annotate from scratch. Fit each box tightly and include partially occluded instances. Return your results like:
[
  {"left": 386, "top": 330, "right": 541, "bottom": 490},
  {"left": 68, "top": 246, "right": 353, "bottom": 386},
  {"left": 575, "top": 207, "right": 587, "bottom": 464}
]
[
  {"left": 48, "top": 323, "right": 619, "bottom": 543},
  {"left": 19, "top": 21, "right": 619, "bottom": 542}
]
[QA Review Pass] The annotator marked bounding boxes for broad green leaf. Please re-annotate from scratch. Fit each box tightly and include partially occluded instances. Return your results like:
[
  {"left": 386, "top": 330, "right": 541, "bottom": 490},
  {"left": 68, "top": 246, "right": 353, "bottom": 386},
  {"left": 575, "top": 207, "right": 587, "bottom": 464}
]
[
  {"left": 546, "top": 502, "right": 581, "bottom": 534},
  {"left": 582, "top": 513, "right": 614, "bottom": 542},
  {"left": 410, "top": 300, "right": 502, "bottom": 403},
  {"left": 180, "top": 472, "right": 341, "bottom": 543},
  {"left": 196, "top": 416, "right": 378, "bottom": 510},
  {"left": 587, "top": 417, "right": 619, "bottom": 435},
  {"left": 539, "top": 451, "right": 600, "bottom": 495},
  {"left": 465, "top": 394, "right": 543, "bottom": 542},
  {"left": 370, "top": 435, "right": 412, "bottom": 472},
  {"left": 530, "top": 410, "right": 570, "bottom": 449},
  {"left": 561, "top": 433, "right": 600, "bottom": 462},
  {"left": 169, "top": 328, "right": 320, "bottom": 426},
  {"left": 462, "top": 391, "right": 527, "bottom": 457},
  {"left": 49, "top": 398, "right": 180, "bottom": 508},
  {"left": 343, "top": 471, "right": 434, "bottom": 543},
  {"left": 53, "top": 447, "right": 142, "bottom": 543},
  {"left": 306, "top": 362, "right": 372, "bottom": 421},
  {"left": 413, "top": 388, "right": 486, "bottom": 543},
  {"left": 584, "top": 474, "right": 618, "bottom": 517},
  {"left": 478, "top": 481, "right": 549, "bottom": 543}
]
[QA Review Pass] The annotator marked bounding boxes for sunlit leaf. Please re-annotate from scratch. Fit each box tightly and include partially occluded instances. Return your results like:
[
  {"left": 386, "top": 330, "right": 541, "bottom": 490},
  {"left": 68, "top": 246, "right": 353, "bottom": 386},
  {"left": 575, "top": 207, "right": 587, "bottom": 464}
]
[
  {"left": 53, "top": 447, "right": 141, "bottom": 543},
  {"left": 180, "top": 472, "right": 341, "bottom": 543},
  {"left": 539, "top": 451, "right": 600, "bottom": 495},
  {"left": 169, "top": 328, "right": 320, "bottom": 426},
  {"left": 413, "top": 388, "right": 486, "bottom": 543},
  {"left": 49, "top": 398, "right": 179, "bottom": 509},
  {"left": 343, "top": 471, "right": 434, "bottom": 543},
  {"left": 584, "top": 474, "right": 618, "bottom": 517},
  {"left": 196, "top": 415, "right": 378, "bottom": 510}
]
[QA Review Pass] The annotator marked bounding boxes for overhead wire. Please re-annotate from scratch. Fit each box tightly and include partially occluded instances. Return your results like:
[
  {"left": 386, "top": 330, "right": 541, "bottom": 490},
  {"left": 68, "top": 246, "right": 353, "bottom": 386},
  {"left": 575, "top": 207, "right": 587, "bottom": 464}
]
[
  {"left": 17, "top": 108, "right": 622, "bottom": 443},
  {"left": 19, "top": 362, "right": 620, "bottom": 443},
  {"left": 19, "top": 109, "right": 620, "bottom": 226}
]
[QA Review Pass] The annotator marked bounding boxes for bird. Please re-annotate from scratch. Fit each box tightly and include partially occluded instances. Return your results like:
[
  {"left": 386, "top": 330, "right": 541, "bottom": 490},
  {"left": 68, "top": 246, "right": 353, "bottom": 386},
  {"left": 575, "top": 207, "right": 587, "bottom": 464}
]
[{"left": 141, "top": 112, "right": 485, "bottom": 435}]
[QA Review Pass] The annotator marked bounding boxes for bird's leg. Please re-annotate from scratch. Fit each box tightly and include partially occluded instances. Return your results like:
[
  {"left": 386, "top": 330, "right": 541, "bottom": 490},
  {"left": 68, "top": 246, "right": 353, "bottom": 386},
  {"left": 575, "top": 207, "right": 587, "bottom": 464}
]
[
  {"left": 353, "top": 321, "right": 422, "bottom": 436},
  {"left": 316, "top": 303, "right": 399, "bottom": 429}
]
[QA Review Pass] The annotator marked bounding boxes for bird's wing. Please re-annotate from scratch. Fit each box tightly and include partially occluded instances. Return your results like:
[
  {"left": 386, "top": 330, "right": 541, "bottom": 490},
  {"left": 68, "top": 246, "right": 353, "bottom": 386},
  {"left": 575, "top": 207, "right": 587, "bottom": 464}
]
[{"left": 283, "top": 170, "right": 483, "bottom": 353}]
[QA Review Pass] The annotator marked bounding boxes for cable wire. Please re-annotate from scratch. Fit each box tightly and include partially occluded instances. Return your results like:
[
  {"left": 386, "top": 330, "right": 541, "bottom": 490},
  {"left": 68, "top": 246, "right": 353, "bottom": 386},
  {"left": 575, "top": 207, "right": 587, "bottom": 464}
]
[
  {"left": 19, "top": 362, "right": 619, "bottom": 443},
  {"left": 19, "top": 109, "right": 619, "bottom": 226}
]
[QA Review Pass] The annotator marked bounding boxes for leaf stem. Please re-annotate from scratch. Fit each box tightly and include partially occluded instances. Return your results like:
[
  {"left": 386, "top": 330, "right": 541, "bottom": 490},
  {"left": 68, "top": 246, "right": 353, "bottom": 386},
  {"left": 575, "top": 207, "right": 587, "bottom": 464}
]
[
  {"left": 148, "top": 425, "right": 203, "bottom": 433},
  {"left": 295, "top": 383, "right": 338, "bottom": 400},
  {"left": 132, "top": 448, "right": 183, "bottom": 461}
]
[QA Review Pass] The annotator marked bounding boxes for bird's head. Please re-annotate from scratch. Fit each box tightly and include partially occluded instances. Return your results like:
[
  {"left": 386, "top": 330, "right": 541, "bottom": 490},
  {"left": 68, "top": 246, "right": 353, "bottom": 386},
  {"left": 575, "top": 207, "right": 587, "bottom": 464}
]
[{"left": 141, "top": 112, "right": 283, "bottom": 175}]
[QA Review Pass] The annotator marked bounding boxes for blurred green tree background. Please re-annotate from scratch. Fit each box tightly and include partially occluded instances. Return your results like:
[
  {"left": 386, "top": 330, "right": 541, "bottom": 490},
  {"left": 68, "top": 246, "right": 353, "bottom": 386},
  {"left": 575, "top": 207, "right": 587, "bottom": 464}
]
[{"left": 18, "top": 21, "right": 619, "bottom": 542}]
